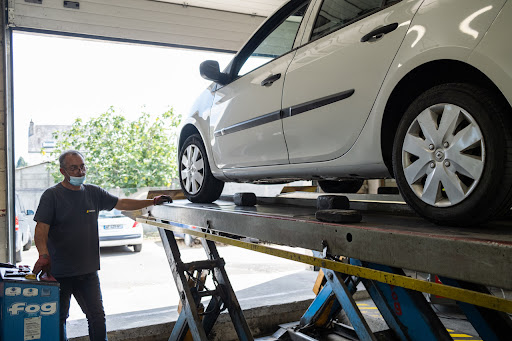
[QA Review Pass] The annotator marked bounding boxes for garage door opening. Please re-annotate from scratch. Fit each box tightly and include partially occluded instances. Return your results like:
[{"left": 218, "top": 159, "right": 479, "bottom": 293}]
[{"left": 11, "top": 32, "right": 315, "bottom": 338}]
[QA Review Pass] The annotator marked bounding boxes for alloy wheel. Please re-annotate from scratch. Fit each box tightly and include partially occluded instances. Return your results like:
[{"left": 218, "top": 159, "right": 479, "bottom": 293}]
[
  {"left": 401, "top": 103, "right": 485, "bottom": 207},
  {"left": 181, "top": 144, "right": 205, "bottom": 195}
]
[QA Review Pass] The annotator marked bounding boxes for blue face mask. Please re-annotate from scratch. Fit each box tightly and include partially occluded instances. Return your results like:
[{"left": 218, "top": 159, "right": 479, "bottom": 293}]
[
  {"left": 66, "top": 172, "right": 85, "bottom": 186},
  {"left": 69, "top": 175, "right": 86, "bottom": 186}
]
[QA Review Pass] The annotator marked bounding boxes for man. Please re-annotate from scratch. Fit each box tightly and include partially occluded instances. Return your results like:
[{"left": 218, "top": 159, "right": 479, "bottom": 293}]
[{"left": 33, "top": 150, "right": 172, "bottom": 341}]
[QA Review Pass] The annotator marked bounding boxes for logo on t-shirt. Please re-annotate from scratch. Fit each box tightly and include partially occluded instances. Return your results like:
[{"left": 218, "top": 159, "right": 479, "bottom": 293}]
[{"left": 86, "top": 209, "right": 96, "bottom": 213}]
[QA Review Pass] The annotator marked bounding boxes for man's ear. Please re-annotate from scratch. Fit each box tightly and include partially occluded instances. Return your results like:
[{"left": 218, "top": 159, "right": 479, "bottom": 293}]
[{"left": 59, "top": 168, "right": 66, "bottom": 177}]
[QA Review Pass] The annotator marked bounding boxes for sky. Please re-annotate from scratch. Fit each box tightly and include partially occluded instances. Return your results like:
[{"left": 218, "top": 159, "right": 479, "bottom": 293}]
[{"left": 12, "top": 32, "right": 234, "bottom": 163}]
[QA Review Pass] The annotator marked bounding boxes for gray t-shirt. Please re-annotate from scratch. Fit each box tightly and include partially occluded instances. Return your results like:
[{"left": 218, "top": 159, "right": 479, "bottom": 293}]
[{"left": 34, "top": 183, "right": 118, "bottom": 277}]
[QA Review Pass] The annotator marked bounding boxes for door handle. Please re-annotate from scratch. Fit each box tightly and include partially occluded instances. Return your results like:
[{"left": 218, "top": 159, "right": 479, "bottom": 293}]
[
  {"left": 360, "top": 22, "right": 399, "bottom": 42},
  {"left": 261, "top": 73, "right": 282, "bottom": 87}
]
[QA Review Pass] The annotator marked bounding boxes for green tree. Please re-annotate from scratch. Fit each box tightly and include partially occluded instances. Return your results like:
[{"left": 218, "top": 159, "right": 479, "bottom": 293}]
[
  {"left": 16, "top": 156, "right": 28, "bottom": 168},
  {"left": 48, "top": 107, "right": 181, "bottom": 195}
]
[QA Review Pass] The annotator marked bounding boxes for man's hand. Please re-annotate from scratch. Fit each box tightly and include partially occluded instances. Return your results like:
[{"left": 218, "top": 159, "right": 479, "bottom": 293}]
[
  {"left": 153, "top": 195, "right": 172, "bottom": 205},
  {"left": 33, "top": 254, "right": 51, "bottom": 276}
]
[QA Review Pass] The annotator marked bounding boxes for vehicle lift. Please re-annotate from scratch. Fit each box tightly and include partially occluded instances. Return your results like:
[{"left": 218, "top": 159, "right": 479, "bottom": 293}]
[{"left": 138, "top": 193, "right": 512, "bottom": 340}]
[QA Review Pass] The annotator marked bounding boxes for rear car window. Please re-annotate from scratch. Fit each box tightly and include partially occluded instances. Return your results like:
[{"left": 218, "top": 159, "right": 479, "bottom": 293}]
[{"left": 310, "top": 0, "right": 383, "bottom": 41}]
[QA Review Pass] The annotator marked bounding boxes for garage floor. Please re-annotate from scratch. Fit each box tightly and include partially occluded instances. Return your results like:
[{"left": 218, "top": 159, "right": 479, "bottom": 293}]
[{"left": 20, "top": 237, "right": 507, "bottom": 340}]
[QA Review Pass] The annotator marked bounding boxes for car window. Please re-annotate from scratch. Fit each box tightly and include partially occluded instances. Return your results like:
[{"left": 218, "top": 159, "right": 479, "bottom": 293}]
[
  {"left": 310, "top": 0, "right": 383, "bottom": 42},
  {"left": 237, "top": 2, "right": 309, "bottom": 77},
  {"left": 99, "top": 209, "right": 124, "bottom": 218}
]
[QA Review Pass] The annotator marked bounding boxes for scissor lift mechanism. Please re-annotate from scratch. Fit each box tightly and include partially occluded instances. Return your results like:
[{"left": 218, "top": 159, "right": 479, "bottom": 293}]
[{"left": 138, "top": 195, "right": 512, "bottom": 340}]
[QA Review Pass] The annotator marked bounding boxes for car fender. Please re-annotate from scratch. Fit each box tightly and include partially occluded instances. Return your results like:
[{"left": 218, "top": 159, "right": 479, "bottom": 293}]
[
  {"left": 468, "top": 0, "right": 512, "bottom": 107},
  {"left": 389, "top": 0, "right": 505, "bottom": 99},
  {"left": 349, "top": 0, "right": 506, "bottom": 167},
  {"left": 178, "top": 85, "right": 229, "bottom": 180},
  {"left": 384, "top": 0, "right": 505, "bottom": 110}
]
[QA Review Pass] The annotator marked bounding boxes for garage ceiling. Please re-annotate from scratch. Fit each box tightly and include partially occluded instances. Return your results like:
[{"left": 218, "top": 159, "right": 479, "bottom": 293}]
[
  {"left": 9, "top": 0, "right": 288, "bottom": 52},
  {"left": 155, "top": 0, "right": 287, "bottom": 17}
]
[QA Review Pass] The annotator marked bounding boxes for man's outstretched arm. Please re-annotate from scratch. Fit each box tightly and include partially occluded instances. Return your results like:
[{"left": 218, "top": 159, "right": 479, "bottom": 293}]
[{"left": 114, "top": 195, "right": 172, "bottom": 210}]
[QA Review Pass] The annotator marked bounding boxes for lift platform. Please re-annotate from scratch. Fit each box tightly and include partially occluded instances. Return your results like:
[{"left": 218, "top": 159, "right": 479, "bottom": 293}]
[{"left": 138, "top": 193, "right": 512, "bottom": 340}]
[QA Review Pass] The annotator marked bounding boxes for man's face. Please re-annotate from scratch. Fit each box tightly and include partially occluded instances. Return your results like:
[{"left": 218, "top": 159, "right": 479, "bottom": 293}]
[{"left": 60, "top": 154, "right": 87, "bottom": 179}]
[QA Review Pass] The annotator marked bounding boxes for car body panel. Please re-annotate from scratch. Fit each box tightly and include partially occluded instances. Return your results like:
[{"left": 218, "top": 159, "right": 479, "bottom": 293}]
[
  {"left": 468, "top": 0, "right": 512, "bottom": 106},
  {"left": 356, "top": 0, "right": 508, "bottom": 170},
  {"left": 15, "top": 194, "right": 32, "bottom": 251},
  {"left": 209, "top": 1, "right": 312, "bottom": 169},
  {"left": 282, "top": 0, "right": 421, "bottom": 163},
  {"left": 181, "top": 0, "right": 510, "bottom": 184},
  {"left": 179, "top": 84, "right": 229, "bottom": 179},
  {"left": 15, "top": 225, "right": 21, "bottom": 262},
  {"left": 98, "top": 210, "right": 143, "bottom": 248},
  {"left": 210, "top": 53, "right": 294, "bottom": 168},
  {"left": 387, "top": 0, "right": 506, "bottom": 75}
]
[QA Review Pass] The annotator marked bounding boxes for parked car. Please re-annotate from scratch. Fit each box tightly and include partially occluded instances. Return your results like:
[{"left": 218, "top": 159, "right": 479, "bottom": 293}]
[
  {"left": 178, "top": 0, "right": 512, "bottom": 226},
  {"left": 15, "top": 221, "right": 21, "bottom": 263},
  {"left": 168, "top": 222, "right": 200, "bottom": 247},
  {"left": 98, "top": 209, "right": 143, "bottom": 252},
  {"left": 15, "top": 194, "right": 33, "bottom": 252}
]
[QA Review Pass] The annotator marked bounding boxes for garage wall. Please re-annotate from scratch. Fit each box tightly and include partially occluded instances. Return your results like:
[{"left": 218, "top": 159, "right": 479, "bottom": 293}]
[{"left": 9, "top": 0, "right": 267, "bottom": 52}]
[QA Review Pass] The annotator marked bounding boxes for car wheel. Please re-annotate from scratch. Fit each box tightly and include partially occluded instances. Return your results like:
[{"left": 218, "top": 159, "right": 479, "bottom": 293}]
[
  {"left": 133, "top": 244, "right": 142, "bottom": 253},
  {"left": 392, "top": 83, "right": 512, "bottom": 226},
  {"left": 179, "top": 134, "right": 224, "bottom": 203},
  {"left": 23, "top": 235, "right": 32, "bottom": 251},
  {"left": 318, "top": 179, "right": 364, "bottom": 193}
]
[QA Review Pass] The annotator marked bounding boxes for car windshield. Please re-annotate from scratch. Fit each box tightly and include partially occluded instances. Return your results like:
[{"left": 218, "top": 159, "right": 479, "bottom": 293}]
[{"left": 99, "top": 209, "right": 124, "bottom": 219}]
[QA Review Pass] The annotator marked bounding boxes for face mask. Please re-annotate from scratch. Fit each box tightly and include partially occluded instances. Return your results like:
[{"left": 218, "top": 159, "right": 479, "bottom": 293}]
[
  {"left": 69, "top": 175, "right": 86, "bottom": 186},
  {"left": 67, "top": 173, "right": 86, "bottom": 186}
]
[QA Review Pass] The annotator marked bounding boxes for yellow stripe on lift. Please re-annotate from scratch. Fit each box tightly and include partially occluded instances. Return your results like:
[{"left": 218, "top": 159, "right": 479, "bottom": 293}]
[
  {"left": 139, "top": 218, "right": 512, "bottom": 314},
  {"left": 450, "top": 334, "right": 476, "bottom": 338}
]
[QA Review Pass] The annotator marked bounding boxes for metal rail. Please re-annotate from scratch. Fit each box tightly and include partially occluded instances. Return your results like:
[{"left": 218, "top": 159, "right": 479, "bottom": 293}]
[
  {"left": 137, "top": 218, "right": 512, "bottom": 314},
  {"left": 148, "top": 198, "right": 512, "bottom": 290}
]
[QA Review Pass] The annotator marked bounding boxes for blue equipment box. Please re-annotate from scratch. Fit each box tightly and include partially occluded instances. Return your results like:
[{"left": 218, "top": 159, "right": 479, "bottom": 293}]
[{"left": 0, "top": 266, "right": 59, "bottom": 341}]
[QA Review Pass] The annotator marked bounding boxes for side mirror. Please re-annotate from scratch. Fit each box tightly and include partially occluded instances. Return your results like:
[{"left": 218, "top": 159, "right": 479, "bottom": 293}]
[
  {"left": 200, "top": 60, "right": 229, "bottom": 85},
  {"left": 26, "top": 210, "right": 34, "bottom": 215}
]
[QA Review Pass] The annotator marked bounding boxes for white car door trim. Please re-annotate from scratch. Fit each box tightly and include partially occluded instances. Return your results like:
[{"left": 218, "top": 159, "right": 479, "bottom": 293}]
[{"left": 213, "top": 89, "right": 355, "bottom": 137}]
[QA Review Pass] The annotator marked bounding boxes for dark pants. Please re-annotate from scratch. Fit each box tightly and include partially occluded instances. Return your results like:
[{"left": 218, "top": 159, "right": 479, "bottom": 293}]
[{"left": 56, "top": 272, "right": 107, "bottom": 341}]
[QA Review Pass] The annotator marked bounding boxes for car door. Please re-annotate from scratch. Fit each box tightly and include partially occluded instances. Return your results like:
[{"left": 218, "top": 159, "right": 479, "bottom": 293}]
[
  {"left": 282, "top": 0, "right": 420, "bottom": 163},
  {"left": 210, "top": 1, "right": 311, "bottom": 169}
]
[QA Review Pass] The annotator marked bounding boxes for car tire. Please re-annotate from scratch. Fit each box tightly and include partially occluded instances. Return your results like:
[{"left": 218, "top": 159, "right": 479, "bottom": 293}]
[
  {"left": 23, "top": 235, "right": 32, "bottom": 251},
  {"left": 179, "top": 134, "right": 224, "bottom": 203},
  {"left": 392, "top": 83, "right": 512, "bottom": 226},
  {"left": 133, "top": 244, "right": 142, "bottom": 253},
  {"left": 318, "top": 179, "right": 364, "bottom": 194}
]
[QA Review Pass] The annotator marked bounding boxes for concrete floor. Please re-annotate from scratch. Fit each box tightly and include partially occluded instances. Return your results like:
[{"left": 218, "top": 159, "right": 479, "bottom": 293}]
[
  {"left": 20, "top": 235, "right": 318, "bottom": 339},
  {"left": 19, "top": 235, "right": 508, "bottom": 340}
]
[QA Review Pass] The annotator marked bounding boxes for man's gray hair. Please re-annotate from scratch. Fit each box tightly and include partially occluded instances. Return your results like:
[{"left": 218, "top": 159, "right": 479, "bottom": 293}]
[{"left": 59, "top": 150, "right": 84, "bottom": 169}]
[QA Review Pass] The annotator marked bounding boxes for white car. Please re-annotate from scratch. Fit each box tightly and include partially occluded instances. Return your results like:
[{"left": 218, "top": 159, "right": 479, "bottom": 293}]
[
  {"left": 98, "top": 209, "right": 143, "bottom": 252},
  {"left": 14, "top": 193, "right": 33, "bottom": 263},
  {"left": 15, "top": 194, "right": 33, "bottom": 252},
  {"left": 178, "top": 0, "right": 512, "bottom": 226}
]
